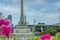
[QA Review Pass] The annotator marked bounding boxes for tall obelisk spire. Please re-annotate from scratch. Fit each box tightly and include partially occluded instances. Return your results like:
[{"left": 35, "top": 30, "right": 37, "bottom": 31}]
[{"left": 19, "top": 0, "right": 25, "bottom": 25}]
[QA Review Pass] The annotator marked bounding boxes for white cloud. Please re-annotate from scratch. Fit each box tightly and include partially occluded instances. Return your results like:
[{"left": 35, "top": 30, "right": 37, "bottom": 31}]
[
  {"left": 54, "top": 1, "right": 60, "bottom": 7},
  {"left": 24, "top": 7, "right": 42, "bottom": 18},
  {"left": 11, "top": 0, "right": 20, "bottom": 3},
  {"left": 23, "top": 6, "right": 59, "bottom": 24},
  {"left": 0, "top": 0, "right": 59, "bottom": 25},
  {"left": 24, "top": 0, "right": 49, "bottom": 8},
  {"left": 0, "top": 3, "right": 20, "bottom": 25},
  {"left": 44, "top": 13, "right": 59, "bottom": 19},
  {"left": 0, "top": 4, "right": 20, "bottom": 14},
  {"left": 1, "top": 0, "right": 20, "bottom": 3},
  {"left": 35, "top": 0, "right": 45, "bottom": 4}
]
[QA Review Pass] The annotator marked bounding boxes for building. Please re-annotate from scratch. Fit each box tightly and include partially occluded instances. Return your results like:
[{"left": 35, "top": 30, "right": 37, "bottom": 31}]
[
  {"left": 7, "top": 15, "right": 14, "bottom": 28},
  {"left": 7, "top": 15, "right": 12, "bottom": 23},
  {"left": 0, "top": 12, "right": 4, "bottom": 18}
]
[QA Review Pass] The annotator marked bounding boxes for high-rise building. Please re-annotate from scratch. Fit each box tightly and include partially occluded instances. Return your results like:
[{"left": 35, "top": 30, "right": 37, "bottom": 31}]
[
  {"left": 0, "top": 12, "right": 3, "bottom": 18},
  {"left": 7, "top": 15, "right": 12, "bottom": 23},
  {"left": 7, "top": 15, "right": 14, "bottom": 31}
]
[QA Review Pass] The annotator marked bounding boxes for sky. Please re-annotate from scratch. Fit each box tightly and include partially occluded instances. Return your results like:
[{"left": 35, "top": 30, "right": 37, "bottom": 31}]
[{"left": 0, "top": 0, "right": 60, "bottom": 25}]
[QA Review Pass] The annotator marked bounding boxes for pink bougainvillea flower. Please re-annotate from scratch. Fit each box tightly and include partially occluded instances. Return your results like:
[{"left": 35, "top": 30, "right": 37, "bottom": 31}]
[
  {"left": 4, "top": 20, "right": 10, "bottom": 26},
  {"left": 1, "top": 25, "right": 12, "bottom": 37},
  {"left": 0, "top": 18, "right": 10, "bottom": 26},
  {"left": 0, "top": 18, "right": 4, "bottom": 26},
  {"left": 0, "top": 18, "right": 12, "bottom": 37},
  {"left": 5, "top": 26, "right": 12, "bottom": 37},
  {"left": 40, "top": 33, "right": 51, "bottom": 40}
]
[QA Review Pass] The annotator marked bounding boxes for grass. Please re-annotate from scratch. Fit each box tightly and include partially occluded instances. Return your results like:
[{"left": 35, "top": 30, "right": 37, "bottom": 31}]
[{"left": 27, "top": 36, "right": 39, "bottom": 40}]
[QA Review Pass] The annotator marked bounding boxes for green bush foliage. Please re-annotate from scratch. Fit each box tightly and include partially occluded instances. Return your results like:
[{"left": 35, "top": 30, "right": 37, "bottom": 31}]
[{"left": 27, "top": 36, "right": 39, "bottom": 40}]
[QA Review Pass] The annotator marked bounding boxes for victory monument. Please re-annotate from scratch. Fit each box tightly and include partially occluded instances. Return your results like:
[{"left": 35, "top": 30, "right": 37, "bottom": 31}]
[{"left": 11, "top": 0, "right": 34, "bottom": 40}]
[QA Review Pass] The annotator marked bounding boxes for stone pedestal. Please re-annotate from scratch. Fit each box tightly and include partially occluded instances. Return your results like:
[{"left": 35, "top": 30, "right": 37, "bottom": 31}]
[{"left": 11, "top": 25, "right": 34, "bottom": 40}]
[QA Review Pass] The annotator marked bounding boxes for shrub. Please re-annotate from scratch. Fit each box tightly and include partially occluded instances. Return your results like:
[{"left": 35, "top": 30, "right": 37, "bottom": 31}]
[
  {"left": 56, "top": 32, "right": 60, "bottom": 40},
  {"left": 27, "top": 36, "right": 39, "bottom": 40}
]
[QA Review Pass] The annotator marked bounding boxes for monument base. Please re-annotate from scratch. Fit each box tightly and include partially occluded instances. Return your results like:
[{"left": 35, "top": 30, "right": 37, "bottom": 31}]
[{"left": 11, "top": 25, "right": 34, "bottom": 40}]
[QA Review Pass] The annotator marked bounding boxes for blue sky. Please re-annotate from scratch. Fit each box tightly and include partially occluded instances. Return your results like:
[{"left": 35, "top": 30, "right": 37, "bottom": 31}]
[{"left": 0, "top": 0, "right": 60, "bottom": 25}]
